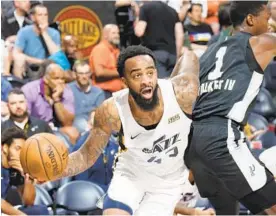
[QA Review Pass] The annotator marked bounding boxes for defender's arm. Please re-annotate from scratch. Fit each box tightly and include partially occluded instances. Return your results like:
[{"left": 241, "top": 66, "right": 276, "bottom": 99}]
[{"left": 170, "top": 51, "right": 200, "bottom": 115}]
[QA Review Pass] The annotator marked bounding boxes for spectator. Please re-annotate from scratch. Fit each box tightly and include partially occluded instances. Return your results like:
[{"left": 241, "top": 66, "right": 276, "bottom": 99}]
[
  {"left": 162, "top": 0, "right": 190, "bottom": 22},
  {"left": 1, "top": 127, "right": 49, "bottom": 215},
  {"left": 89, "top": 24, "right": 123, "bottom": 98},
  {"left": 1, "top": 0, "right": 32, "bottom": 43},
  {"left": 1, "top": 38, "right": 13, "bottom": 76},
  {"left": 269, "top": 18, "right": 276, "bottom": 33},
  {"left": 269, "top": 0, "right": 276, "bottom": 23},
  {"left": 1, "top": 76, "right": 13, "bottom": 103},
  {"left": 21, "top": 63, "right": 79, "bottom": 144},
  {"left": 135, "top": 0, "right": 184, "bottom": 78},
  {"left": 2, "top": 88, "right": 53, "bottom": 137},
  {"left": 61, "top": 35, "right": 82, "bottom": 82},
  {"left": 62, "top": 35, "right": 82, "bottom": 70},
  {"left": 191, "top": 0, "right": 208, "bottom": 19},
  {"left": 208, "top": 2, "right": 232, "bottom": 46},
  {"left": 268, "top": 1, "right": 276, "bottom": 33},
  {"left": 114, "top": 0, "right": 141, "bottom": 48},
  {"left": 178, "top": 0, "right": 192, "bottom": 22},
  {"left": 1, "top": 77, "right": 13, "bottom": 122},
  {"left": 1, "top": 0, "right": 31, "bottom": 77},
  {"left": 13, "top": 4, "right": 61, "bottom": 79},
  {"left": 69, "top": 60, "right": 105, "bottom": 132},
  {"left": 184, "top": 3, "right": 213, "bottom": 57}
]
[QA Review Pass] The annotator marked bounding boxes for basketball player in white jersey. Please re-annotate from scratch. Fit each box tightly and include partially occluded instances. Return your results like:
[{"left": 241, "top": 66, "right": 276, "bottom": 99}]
[{"left": 59, "top": 45, "right": 209, "bottom": 215}]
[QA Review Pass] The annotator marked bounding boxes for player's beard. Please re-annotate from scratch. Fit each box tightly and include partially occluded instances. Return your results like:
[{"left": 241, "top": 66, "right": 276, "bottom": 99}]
[{"left": 129, "top": 85, "right": 159, "bottom": 111}]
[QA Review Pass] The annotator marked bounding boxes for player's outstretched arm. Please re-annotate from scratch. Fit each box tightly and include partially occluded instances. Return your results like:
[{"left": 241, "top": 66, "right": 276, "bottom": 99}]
[
  {"left": 170, "top": 50, "right": 200, "bottom": 115},
  {"left": 61, "top": 99, "right": 121, "bottom": 178}
]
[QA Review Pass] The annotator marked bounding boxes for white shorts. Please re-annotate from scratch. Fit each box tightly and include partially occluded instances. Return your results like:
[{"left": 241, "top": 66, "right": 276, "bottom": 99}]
[
  {"left": 259, "top": 146, "right": 276, "bottom": 176},
  {"left": 103, "top": 172, "right": 185, "bottom": 216}
]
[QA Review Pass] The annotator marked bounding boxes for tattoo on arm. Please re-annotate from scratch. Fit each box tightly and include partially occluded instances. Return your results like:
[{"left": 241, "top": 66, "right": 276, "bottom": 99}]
[
  {"left": 170, "top": 50, "right": 200, "bottom": 114},
  {"left": 172, "top": 75, "right": 199, "bottom": 115},
  {"left": 62, "top": 99, "right": 121, "bottom": 178}
]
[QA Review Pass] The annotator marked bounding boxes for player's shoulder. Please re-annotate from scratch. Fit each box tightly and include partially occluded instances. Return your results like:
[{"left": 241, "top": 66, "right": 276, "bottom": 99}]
[
  {"left": 98, "top": 97, "right": 120, "bottom": 118},
  {"left": 250, "top": 33, "right": 276, "bottom": 52}
]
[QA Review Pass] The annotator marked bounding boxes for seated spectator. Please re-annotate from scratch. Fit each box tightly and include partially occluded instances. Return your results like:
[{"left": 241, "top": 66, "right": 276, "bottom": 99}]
[
  {"left": 62, "top": 35, "right": 82, "bottom": 70},
  {"left": 13, "top": 4, "right": 61, "bottom": 80},
  {"left": 1, "top": 127, "right": 49, "bottom": 215},
  {"left": 1, "top": 77, "right": 13, "bottom": 121},
  {"left": 1, "top": 0, "right": 32, "bottom": 43},
  {"left": 1, "top": 38, "right": 14, "bottom": 76},
  {"left": 184, "top": 3, "right": 213, "bottom": 57},
  {"left": 69, "top": 60, "right": 105, "bottom": 133},
  {"left": 2, "top": 88, "right": 53, "bottom": 137},
  {"left": 21, "top": 63, "right": 79, "bottom": 144},
  {"left": 89, "top": 24, "right": 123, "bottom": 98},
  {"left": 1, "top": 76, "right": 13, "bottom": 102},
  {"left": 61, "top": 35, "right": 82, "bottom": 82}
]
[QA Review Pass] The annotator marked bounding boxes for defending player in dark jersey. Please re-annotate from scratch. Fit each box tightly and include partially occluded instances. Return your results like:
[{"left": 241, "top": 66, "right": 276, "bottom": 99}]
[{"left": 185, "top": 1, "right": 276, "bottom": 215}]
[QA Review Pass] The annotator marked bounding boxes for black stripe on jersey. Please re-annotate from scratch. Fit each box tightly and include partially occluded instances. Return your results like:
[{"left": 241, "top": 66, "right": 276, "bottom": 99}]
[
  {"left": 246, "top": 42, "right": 264, "bottom": 74},
  {"left": 118, "top": 124, "right": 127, "bottom": 151},
  {"left": 231, "top": 121, "right": 241, "bottom": 148}
]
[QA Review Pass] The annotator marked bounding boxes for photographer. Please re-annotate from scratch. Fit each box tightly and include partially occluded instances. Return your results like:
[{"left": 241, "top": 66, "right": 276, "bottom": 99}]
[{"left": 1, "top": 127, "right": 49, "bottom": 215}]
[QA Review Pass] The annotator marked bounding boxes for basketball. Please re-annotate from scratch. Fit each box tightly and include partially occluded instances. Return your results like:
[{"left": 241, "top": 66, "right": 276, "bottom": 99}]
[{"left": 20, "top": 133, "right": 69, "bottom": 182}]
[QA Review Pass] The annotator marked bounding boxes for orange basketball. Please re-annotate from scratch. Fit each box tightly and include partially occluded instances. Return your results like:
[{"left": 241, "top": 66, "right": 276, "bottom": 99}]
[{"left": 20, "top": 133, "right": 69, "bottom": 182}]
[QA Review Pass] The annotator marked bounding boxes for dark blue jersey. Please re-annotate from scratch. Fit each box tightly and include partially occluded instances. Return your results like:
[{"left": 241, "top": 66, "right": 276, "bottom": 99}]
[{"left": 193, "top": 32, "right": 264, "bottom": 125}]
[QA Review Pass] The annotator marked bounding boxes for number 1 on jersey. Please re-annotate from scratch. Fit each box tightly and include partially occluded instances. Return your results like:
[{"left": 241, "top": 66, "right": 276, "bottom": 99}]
[{"left": 208, "top": 46, "right": 227, "bottom": 80}]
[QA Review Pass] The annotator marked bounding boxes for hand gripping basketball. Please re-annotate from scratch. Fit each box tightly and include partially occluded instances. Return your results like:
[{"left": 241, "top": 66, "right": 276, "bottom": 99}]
[{"left": 20, "top": 133, "right": 69, "bottom": 182}]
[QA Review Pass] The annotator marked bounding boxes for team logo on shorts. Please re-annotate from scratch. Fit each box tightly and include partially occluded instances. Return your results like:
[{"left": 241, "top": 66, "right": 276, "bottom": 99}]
[{"left": 54, "top": 5, "right": 103, "bottom": 59}]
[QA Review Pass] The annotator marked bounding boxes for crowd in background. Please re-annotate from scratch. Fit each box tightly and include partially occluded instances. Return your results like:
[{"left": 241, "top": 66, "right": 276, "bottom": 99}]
[{"left": 1, "top": 0, "right": 276, "bottom": 215}]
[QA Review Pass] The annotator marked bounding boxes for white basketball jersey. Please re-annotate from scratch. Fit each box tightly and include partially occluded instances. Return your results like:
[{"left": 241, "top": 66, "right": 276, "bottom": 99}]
[{"left": 113, "top": 79, "right": 192, "bottom": 183}]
